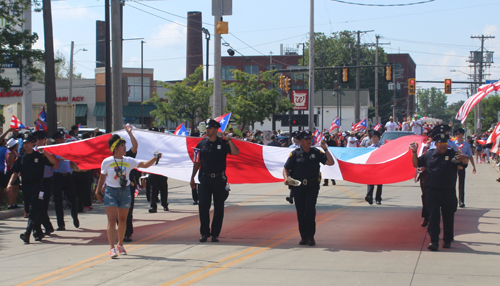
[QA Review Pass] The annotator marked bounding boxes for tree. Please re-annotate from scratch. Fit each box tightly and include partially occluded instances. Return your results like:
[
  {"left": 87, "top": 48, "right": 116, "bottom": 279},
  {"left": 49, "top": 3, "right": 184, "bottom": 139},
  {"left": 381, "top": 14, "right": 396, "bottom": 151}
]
[
  {"left": 224, "top": 69, "right": 295, "bottom": 131},
  {"left": 0, "top": 0, "right": 44, "bottom": 91},
  {"left": 32, "top": 50, "right": 83, "bottom": 83},
  {"left": 148, "top": 66, "right": 212, "bottom": 133},
  {"left": 301, "top": 31, "right": 394, "bottom": 122},
  {"left": 416, "top": 87, "right": 448, "bottom": 120}
]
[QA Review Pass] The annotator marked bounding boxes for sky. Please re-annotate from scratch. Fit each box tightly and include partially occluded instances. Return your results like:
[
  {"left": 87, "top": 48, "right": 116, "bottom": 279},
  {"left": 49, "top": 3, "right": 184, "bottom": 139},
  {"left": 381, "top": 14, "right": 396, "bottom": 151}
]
[{"left": 30, "top": 0, "right": 500, "bottom": 104}]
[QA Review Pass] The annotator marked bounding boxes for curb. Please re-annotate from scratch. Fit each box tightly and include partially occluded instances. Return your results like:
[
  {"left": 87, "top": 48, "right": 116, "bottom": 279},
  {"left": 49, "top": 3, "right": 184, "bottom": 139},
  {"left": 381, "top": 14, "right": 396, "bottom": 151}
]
[{"left": 0, "top": 208, "right": 25, "bottom": 220}]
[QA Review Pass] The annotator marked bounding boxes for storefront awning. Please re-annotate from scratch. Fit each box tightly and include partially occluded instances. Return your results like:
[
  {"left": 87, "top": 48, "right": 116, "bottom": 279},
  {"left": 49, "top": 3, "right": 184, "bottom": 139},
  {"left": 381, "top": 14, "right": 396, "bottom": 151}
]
[
  {"left": 93, "top": 102, "right": 156, "bottom": 117},
  {"left": 75, "top": 104, "right": 88, "bottom": 117}
]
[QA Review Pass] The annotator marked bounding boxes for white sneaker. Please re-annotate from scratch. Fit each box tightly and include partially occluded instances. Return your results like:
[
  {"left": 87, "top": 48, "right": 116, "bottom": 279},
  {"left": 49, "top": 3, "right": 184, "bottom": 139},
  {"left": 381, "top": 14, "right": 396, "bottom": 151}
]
[
  {"left": 110, "top": 247, "right": 118, "bottom": 258},
  {"left": 117, "top": 244, "right": 127, "bottom": 255}
]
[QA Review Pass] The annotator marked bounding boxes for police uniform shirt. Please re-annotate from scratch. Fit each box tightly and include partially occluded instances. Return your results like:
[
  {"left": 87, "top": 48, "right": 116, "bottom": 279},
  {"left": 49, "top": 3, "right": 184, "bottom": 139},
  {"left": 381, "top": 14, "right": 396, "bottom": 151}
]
[
  {"left": 284, "top": 146, "right": 327, "bottom": 181},
  {"left": 196, "top": 137, "right": 231, "bottom": 174},
  {"left": 11, "top": 152, "right": 53, "bottom": 184},
  {"left": 454, "top": 140, "right": 473, "bottom": 157},
  {"left": 417, "top": 148, "right": 458, "bottom": 189},
  {"left": 54, "top": 156, "right": 72, "bottom": 173}
]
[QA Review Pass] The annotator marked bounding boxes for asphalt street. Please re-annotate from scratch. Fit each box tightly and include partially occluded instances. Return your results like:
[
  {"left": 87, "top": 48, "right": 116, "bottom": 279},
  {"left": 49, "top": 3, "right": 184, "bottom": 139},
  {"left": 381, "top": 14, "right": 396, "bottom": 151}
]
[{"left": 1, "top": 162, "right": 500, "bottom": 286}]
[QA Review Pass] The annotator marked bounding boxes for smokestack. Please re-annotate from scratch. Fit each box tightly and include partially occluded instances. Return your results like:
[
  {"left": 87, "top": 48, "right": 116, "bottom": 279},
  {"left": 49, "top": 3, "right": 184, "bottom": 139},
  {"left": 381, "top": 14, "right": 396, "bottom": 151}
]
[{"left": 186, "top": 11, "right": 203, "bottom": 78}]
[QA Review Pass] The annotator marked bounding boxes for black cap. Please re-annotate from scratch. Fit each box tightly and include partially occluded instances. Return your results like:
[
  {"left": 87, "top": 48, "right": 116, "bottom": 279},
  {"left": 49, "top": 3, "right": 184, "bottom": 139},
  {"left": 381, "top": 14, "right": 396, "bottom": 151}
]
[
  {"left": 297, "top": 130, "right": 312, "bottom": 140},
  {"left": 33, "top": 130, "right": 47, "bottom": 139},
  {"left": 370, "top": 130, "right": 381, "bottom": 137},
  {"left": 454, "top": 128, "right": 465, "bottom": 135},
  {"left": 433, "top": 133, "right": 450, "bottom": 143},
  {"left": 428, "top": 124, "right": 451, "bottom": 138},
  {"left": 205, "top": 119, "right": 221, "bottom": 129},
  {"left": 23, "top": 134, "right": 36, "bottom": 143},
  {"left": 71, "top": 124, "right": 79, "bottom": 130},
  {"left": 291, "top": 131, "right": 300, "bottom": 138},
  {"left": 323, "top": 132, "right": 331, "bottom": 137},
  {"left": 149, "top": 127, "right": 160, "bottom": 132},
  {"left": 52, "top": 130, "right": 66, "bottom": 139}
]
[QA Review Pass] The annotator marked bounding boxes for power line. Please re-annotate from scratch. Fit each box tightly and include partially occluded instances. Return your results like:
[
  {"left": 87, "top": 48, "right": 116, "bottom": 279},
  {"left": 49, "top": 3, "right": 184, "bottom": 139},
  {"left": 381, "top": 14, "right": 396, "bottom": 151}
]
[{"left": 331, "top": 0, "right": 435, "bottom": 6}]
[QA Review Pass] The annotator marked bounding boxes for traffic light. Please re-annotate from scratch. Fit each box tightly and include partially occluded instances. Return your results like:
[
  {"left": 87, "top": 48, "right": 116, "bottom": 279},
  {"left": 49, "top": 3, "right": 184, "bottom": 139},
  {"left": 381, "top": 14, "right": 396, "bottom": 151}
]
[
  {"left": 408, "top": 78, "right": 416, "bottom": 95},
  {"left": 444, "top": 78, "right": 452, "bottom": 94},
  {"left": 341, "top": 68, "right": 349, "bottom": 83},
  {"left": 291, "top": 119, "right": 299, "bottom": 126},
  {"left": 279, "top": 74, "right": 285, "bottom": 90},
  {"left": 384, "top": 65, "right": 393, "bottom": 81},
  {"left": 285, "top": 77, "right": 291, "bottom": 92}
]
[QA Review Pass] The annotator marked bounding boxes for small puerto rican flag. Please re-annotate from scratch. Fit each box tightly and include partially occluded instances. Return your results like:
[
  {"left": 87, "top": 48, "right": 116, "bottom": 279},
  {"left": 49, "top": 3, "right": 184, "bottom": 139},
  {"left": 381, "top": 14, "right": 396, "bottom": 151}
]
[
  {"left": 174, "top": 123, "right": 188, "bottom": 136},
  {"left": 215, "top": 112, "right": 232, "bottom": 133},
  {"left": 313, "top": 128, "right": 323, "bottom": 145},
  {"left": 192, "top": 147, "right": 200, "bottom": 163},
  {"left": 373, "top": 123, "right": 382, "bottom": 131},
  {"left": 329, "top": 117, "right": 340, "bottom": 133},
  {"left": 354, "top": 118, "right": 367, "bottom": 131},
  {"left": 10, "top": 115, "right": 27, "bottom": 129}
]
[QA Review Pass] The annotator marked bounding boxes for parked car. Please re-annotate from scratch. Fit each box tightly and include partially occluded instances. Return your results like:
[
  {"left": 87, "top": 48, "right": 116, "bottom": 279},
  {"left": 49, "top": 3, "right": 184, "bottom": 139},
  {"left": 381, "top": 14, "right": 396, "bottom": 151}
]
[
  {"left": 77, "top": 128, "right": 106, "bottom": 138},
  {"left": 380, "top": 131, "right": 415, "bottom": 145}
]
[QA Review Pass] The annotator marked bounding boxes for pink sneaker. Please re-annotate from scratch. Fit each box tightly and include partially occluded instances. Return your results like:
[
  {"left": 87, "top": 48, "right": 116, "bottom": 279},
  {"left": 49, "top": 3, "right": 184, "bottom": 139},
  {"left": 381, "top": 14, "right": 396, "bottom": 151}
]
[
  {"left": 117, "top": 244, "right": 127, "bottom": 255},
  {"left": 110, "top": 247, "right": 118, "bottom": 258}
]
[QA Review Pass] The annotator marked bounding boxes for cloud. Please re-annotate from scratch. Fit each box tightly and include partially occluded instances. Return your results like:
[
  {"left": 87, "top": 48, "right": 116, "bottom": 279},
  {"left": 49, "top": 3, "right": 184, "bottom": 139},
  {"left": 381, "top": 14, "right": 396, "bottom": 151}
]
[
  {"left": 51, "top": 2, "right": 100, "bottom": 20},
  {"left": 148, "top": 22, "right": 186, "bottom": 49}
]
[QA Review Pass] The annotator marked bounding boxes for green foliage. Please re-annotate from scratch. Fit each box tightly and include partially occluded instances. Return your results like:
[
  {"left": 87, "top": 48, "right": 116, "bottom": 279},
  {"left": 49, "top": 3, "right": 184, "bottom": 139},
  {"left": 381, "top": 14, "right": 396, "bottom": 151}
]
[
  {"left": 0, "top": 106, "right": 4, "bottom": 126},
  {"left": 417, "top": 87, "right": 448, "bottom": 119},
  {"left": 302, "top": 31, "right": 393, "bottom": 122},
  {"left": 0, "top": 0, "right": 44, "bottom": 91},
  {"left": 224, "top": 69, "right": 294, "bottom": 131},
  {"left": 478, "top": 93, "right": 500, "bottom": 133},
  {"left": 148, "top": 66, "right": 211, "bottom": 133}
]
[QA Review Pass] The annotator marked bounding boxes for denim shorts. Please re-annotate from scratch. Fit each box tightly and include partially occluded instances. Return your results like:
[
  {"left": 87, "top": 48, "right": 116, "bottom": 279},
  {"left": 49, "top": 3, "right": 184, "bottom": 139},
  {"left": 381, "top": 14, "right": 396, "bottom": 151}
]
[{"left": 104, "top": 186, "right": 131, "bottom": 208}]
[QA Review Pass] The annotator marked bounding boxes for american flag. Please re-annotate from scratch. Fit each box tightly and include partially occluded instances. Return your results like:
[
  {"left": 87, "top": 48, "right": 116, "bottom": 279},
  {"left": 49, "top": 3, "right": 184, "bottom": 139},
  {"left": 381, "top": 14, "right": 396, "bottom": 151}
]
[{"left": 456, "top": 81, "right": 500, "bottom": 123}]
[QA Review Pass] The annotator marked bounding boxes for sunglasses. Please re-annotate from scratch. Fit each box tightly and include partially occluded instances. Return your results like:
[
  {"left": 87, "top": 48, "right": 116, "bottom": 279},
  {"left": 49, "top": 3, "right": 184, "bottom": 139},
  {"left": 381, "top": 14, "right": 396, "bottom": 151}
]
[{"left": 436, "top": 142, "right": 448, "bottom": 146}]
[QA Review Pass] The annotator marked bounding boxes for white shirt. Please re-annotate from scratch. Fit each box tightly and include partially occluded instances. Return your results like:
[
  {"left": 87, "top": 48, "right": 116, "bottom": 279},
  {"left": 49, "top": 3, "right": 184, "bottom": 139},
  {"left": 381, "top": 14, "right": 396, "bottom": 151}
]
[
  {"left": 402, "top": 122, "right": 410, "bottom": 131},
  {"left": 346, "top": 137, "right": 357, "bottom": 148},
  {"left": 385, "top": 121, "right": 398, "bottom": 132},
  {"left": 101, "top": 156, "right": 140, "bottom": 188},
  {"left": 411, "top": 119, "right": 422, "bottom": 135}
]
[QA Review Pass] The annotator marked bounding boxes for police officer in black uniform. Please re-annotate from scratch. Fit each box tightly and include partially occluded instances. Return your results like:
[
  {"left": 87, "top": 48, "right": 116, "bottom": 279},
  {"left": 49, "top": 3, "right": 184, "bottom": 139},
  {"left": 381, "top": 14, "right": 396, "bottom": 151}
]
[
  {"left": 147, "top": 127, "right": 169, "bottom": 213},
  {"left": 7, "top": 134, "right": 59, "bottom": 243},
  {"left": 322, "top": 132, "right": 337, "bottom": 186},
  {"left": 411, "top": 125, "right": 469, "bottom": 251},
  {"left": 283, "top": 130, "right": 334, "bottom": 246},
  {"left": 190, "top": 119, "right": 239, "bottom": 242}
]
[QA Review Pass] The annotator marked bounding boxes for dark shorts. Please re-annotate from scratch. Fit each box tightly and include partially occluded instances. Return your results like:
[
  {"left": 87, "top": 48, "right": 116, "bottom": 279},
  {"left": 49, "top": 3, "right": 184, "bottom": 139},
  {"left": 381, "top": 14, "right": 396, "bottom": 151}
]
[{"left": 2, "top": 170, "right": 19, "bottom": 187}]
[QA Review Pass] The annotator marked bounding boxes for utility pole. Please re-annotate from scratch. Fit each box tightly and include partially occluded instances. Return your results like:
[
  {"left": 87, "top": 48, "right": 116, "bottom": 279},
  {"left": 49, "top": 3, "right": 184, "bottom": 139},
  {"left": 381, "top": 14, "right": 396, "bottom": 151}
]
[
  {"left": 141, "top": 40, "right": 145, "bottom": 128},
  {"left": 355, "top": 30, "right": 374, "bottom": 123},
  {"left": 69, "top": 41, "right": 74, "bottom": 105},
  {"left": 374, "top": 35, "right": 389, "bottom": 124},
  {"left": 21, "top": 4, "right": 33, "bottom": 129},
  {"left": 42, "top": 0, "right": 57, "bottom": 135},
  {"left": 202, "top": 28, "right": 210, "bottom": 82},
  {"left": 471, "top": 34, "right": 495, "bottom": 132},
  {"left": 105, "top": 0, "right": 112, "bottom": 133},
  {"left": 308, "top": 0, "right": 315, "bottom": 131},
  {"left": 111, "top": 0, "right": 123, "bottom": 131}
]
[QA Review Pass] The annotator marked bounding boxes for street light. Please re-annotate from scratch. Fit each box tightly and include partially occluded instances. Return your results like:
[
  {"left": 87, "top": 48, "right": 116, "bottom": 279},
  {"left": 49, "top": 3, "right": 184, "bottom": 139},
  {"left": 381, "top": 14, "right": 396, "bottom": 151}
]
[
  {"left": 69, "top": 41, "right": 87, "bottom": 105},
  {"left": 141, "top": 40, "right": 146, "bottom": 128}
]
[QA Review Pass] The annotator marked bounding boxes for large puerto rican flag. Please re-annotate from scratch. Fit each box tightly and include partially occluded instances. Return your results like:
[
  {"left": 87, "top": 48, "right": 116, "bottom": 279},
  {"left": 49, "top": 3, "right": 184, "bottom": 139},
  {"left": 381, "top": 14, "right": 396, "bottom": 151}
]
[{"left": 39, "top": 130, "right": 426, "bottom": 185}]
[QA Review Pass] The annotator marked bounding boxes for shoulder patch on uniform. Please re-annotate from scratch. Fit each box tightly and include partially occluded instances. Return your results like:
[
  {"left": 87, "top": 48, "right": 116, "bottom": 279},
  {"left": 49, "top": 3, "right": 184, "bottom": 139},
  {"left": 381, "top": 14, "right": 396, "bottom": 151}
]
[
  {"left": 289, "top": 152, "right": 293, "bottom": 157},
  {"left": 319, "top": 149, "right": 325, "bottom": 154}
]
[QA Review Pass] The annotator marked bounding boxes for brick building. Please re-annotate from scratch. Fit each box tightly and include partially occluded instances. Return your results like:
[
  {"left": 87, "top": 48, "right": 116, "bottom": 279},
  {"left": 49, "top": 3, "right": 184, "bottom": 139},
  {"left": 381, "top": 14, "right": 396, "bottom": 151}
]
[{"left": 387, "top": 53, "right": 417, "bottom": 118}]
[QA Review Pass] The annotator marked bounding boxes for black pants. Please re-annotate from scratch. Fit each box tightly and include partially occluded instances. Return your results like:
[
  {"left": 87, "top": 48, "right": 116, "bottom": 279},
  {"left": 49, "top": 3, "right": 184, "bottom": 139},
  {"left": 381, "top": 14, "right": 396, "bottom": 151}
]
[
  {"left": 39, "top": 177, "right": 54, "bottom": 233},
  {"left": 419, "top": 179, "right": 428, "bottom": 220},
  {"left": 23, "top": 182, "right": 44, "bottom": 238},
  {"left": 149, "top": 174, "right": 168, "bottom": 210},
  {"left": 323, "top": 179, "right": 336, "bottom": 185},
  {"left": 425, "top": 187, "right": 458, "bottom": 244},
  {"left": 292, "top": 186, "right": 319, "bottom": 240},
  {"left": 125, "top": 183, "right": 135, "bottom": 237},
  {"left": 457, "top": 169, "right": 466, "bottom": 204},
  {"left": 53, "top": 173, "right": 78, "bottom": 228},
  {"left": 366, "top": 185, "right": 383, "bottom": 202},
  {"left": 198, "top": 176, "right": 227, "bottom": 237},
  {"left": 72, "top": 170, "right": 93, "bottom": 211}
]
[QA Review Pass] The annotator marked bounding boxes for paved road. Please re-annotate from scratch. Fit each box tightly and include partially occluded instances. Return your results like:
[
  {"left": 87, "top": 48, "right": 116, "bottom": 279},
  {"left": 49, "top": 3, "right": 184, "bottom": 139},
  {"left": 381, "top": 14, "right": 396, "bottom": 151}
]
[{"left": 1, "top": 163, "right": 500, "bottom": 285}]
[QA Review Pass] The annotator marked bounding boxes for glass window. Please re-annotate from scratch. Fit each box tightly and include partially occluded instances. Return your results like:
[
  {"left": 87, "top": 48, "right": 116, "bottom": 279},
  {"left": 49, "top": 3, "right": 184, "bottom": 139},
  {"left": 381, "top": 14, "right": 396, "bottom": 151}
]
[
  {"left": 267, "top": 64, "right": 282, "bottom": 71},
  {"left": 75, "top": 117, "right": 87, "bottom": 126},
  {"left": 222, "top": 65, "right": 236, "bottom": 80},
  {"left": 244, "top": 65, "right": 259, "bottom": 75},
  {"left": 127, "top": 77, "right": 151, "bottom": 102}
]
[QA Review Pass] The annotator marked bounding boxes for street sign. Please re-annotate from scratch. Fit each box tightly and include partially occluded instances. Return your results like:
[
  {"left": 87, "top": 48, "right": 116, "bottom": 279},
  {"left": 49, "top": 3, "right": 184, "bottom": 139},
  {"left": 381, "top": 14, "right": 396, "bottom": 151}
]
[
  {"left": 0, "top": 62, "right": 21, "bottom": 87},
  {"left": 212, "top": 0, "right": 232, "bottom": 16},
  {"left": 486, "top": 80, "right": 498, "bottom": 84}
]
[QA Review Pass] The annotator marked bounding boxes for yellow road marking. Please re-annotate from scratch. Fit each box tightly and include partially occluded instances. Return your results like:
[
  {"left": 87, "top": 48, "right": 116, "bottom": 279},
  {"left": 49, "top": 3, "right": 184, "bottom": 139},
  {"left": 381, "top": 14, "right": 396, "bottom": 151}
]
[{"left": 17, "top": 187, "right": 288, "bottom": 286}]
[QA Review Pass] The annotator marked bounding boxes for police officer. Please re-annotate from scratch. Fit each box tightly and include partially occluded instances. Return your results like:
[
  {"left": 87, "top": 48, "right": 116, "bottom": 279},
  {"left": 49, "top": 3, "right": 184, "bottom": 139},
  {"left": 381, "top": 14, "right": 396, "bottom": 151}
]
[
  {"left": 283, "top": 130, "right": 334, "bottom": 246},
  {"left": 454, "top": 127, "right": 475, "bottom": 208},
  {"left": 322, "top": 132, "right": 337, "bottom": 186},
  {"left": 411, "top": 126, "right": 469, "bottom": 251},
  {"left": 147, "top": 127, "right": 169, "bottom": 213},
  {"left": 286, "top": 131, "right": 301, "bottom": 204},
  {"left": 190, "top": 119, "right": 239, "bottom": 242},
  {"left": 7, "top": 134, "right": 59, "bottom": 243},
  {"left": 52, "top": 130, "right": 80, "bottom": 230}
]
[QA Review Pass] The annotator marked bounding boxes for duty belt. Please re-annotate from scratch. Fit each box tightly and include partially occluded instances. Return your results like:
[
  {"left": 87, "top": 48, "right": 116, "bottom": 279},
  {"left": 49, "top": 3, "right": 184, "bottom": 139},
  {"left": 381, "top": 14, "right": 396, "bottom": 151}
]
[
  {"left": 299, "top": 177, "right": 319, "bottom": 186},
  {"left": 54, "top": 172, "right": 71, "bottom": 176},
  {"left": 201, "top": 171, "right": 224, "bottom": 178}
]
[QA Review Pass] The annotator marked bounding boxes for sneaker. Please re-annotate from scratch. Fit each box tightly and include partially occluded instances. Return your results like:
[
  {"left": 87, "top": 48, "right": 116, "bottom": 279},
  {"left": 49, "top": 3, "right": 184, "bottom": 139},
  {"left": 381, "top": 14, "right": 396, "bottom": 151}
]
[
  {"left": 110, "top": 247, "right": 118, "bottom": 258},
  {"left": 117, "top": 244, "right": 127, "bottom": 255}
]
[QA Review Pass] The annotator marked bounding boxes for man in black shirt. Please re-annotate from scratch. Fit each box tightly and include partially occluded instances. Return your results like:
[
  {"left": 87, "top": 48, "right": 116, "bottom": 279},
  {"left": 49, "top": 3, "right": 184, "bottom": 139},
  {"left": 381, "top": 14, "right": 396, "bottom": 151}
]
[
  {"left": 411, "top": 127, "right": 469, "bottom": 251},
  {"left": 190, "top": 119, "right": 239, "bottom": 242},
  {"left": 283, "top": 130, "right": 334, "bottom": 246},
  {"left": 267, "top": 135, "right": 282, "bottom": 147},
  {"left": 8, "top": 135, "right": 59, "bottom": 243}
]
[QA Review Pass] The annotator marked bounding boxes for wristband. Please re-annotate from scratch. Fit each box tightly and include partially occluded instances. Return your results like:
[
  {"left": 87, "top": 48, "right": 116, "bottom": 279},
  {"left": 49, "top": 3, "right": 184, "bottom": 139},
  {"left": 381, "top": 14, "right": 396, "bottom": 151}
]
[{"left": 412, "top": 151, "right": 417, "bottom": 153}]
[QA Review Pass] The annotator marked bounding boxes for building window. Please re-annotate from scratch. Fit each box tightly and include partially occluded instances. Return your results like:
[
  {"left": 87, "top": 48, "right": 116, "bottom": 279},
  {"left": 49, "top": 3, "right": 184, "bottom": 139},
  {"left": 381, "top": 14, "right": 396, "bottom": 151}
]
[
  {"left": 244, "top": 65, "right": 259, "bottom": 75},
  {"left": 96, "top": 116, "right": 104, "bottom": 129},
  {"left": 267, "top": 64, "right": 282, "bottom": 71},
  {"left": 75, "top": 117, "right": 87, "bottom": 126},
  {"left": 222, "top": 65, "right": 236, "bottom": 80},
  {"left": 128, "top": 77, "right": 151, "bottom": 102}
]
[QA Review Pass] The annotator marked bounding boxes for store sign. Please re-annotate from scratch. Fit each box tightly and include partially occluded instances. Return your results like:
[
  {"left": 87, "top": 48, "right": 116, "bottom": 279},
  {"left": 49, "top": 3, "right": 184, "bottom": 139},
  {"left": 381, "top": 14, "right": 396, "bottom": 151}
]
[
  {"left": 56, "top": 96, "right": 85, "bottom": 102},
  {"left": 0, "top": 90, "right": 23, "bottom": 97},
  {"left": 292, "top": 90, "right": 308, "bottom": 111}
]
